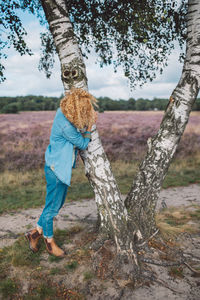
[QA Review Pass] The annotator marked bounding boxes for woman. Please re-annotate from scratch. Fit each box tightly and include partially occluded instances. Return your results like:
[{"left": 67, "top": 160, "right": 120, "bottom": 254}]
[{"left": 25, "top": 88, "right": 98, "bottom": 257}]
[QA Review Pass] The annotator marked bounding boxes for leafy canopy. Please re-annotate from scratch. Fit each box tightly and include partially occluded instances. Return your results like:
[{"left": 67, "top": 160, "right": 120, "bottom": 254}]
[{"left": 0, "top": 0, "right": 187, "bottom": 87}]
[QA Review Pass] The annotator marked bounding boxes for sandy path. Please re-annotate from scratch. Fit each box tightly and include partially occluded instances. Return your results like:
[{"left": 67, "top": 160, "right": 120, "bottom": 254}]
[{"left": 0, "top": 184, "right": 200, "bottom": 249}]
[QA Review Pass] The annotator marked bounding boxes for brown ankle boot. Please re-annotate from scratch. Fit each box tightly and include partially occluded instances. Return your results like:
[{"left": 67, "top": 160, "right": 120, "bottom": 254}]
[
  {"left": 25, "top": 228, "right": 42, "bottom": 253},
  {"left": 44, "top": 238, "right": 65, "bottom": 258}
]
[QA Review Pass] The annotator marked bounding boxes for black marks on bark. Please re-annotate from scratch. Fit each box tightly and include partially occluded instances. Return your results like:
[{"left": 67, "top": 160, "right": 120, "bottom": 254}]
[
  {"left": 56, "top": 29, "right": 75, "bottom": 48},
  {"left": 61, "top": 59, "right": 87, "bottom": 88},
  {"left": 181, "top": 72, "right": 199, "bottom": 102},
  {"left": 53, "top": 0, "right": 68, "bottom": 18},
  {"left": 41, "top": 0, "right": 58, "bottom": 23},
  {"left": 63, "top": 29, "right": 74, "bottom": 41}
]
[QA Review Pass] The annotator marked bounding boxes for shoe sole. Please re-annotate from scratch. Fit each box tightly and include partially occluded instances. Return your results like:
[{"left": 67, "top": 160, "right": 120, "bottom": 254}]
[{"left": 24, "top": 232, "right": 39, "bottom": 253}]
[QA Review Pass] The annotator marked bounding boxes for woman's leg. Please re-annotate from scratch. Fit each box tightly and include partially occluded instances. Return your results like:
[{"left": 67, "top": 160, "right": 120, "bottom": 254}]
[{"left": 37, "top": 164, "right": 68, "bottom": 238}]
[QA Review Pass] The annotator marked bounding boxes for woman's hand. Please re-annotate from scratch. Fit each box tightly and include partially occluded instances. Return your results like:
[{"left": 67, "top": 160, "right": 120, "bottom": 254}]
[{"left": 87, "top": 124, "right": 93, "bottom": 132}]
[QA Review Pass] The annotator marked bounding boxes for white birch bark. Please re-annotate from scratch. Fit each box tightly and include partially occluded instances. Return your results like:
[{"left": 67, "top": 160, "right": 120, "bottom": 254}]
[
  {"left": 125, "top": 0, "right": 200, "bottom": 239},
  {"left": 41, "top": 0, "right": 132, "bottom": 251}
]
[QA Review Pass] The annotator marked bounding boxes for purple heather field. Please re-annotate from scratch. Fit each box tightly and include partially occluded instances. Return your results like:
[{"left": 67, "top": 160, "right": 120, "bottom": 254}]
[{"left": 0, "top": 111, "right": 200, "bottom": 171}]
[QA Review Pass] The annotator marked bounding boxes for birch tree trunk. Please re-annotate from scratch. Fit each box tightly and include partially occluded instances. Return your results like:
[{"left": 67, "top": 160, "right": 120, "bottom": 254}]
[
  {"left": 125, "top": 0, "right": 200, "bottom": 239},
  {"left": 41, "top": 0, "right": 134, "bottom": 253}
]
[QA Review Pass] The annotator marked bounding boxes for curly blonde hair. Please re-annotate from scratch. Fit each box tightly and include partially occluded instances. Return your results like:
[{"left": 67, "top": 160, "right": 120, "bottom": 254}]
[{"left": 60, "top": 88, "right": 98, "bottom": 130}]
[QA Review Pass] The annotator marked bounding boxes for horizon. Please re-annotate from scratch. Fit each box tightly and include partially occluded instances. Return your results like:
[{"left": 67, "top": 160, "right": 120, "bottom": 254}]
[{"left": 0, "top": 94, "right": 173, "bottom": 101}]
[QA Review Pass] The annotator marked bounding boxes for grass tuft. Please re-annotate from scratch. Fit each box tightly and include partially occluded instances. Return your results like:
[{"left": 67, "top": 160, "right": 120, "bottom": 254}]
[
  {"left": 7, "top": 235, "right": 45, "bottom": 267},
  {"left": 49, "top": 267, "right": 64, "bottom": 275},
  {"left": 169, "top": 266, "right": 184, "bottom": 279},
  {"left": 65, "top": 260, "right": 79, "bottom": 271},
  {"left": 83, "top": 270, "right": 94, "bottom": 281},
  {"left": 24, "top": 282, "right": 57, "bottom": 299},
  {"left": 156, "top": 205, "right": 200, "bottom": 239},
  {"left": 0, "top": 278, "right": 18, "bottom": 299},
  {"left": 189, "top": 209, "right": 200, "bottom": 220}
]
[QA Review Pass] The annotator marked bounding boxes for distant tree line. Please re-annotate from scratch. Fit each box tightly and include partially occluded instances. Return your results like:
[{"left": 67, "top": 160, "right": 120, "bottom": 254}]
[
  {"left": 0, "top": 95, "right": 62, "bottom": 113},
  {"left": 0, "top": 95, "right": 200, "bottom": 113}
]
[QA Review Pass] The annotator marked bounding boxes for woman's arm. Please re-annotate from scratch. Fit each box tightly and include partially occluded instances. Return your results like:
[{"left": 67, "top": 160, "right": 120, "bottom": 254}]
[
  {"left": 62, "top": 123, "right": 91, "bottom": 150},
  {"left": 62, "top": 112, "right": 98, "bottom": 150}
]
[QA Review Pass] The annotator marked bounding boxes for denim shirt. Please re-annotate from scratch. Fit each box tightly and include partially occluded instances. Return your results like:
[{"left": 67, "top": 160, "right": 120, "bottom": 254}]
[{"left": 45, "top": 108, "right": 91, "bottom": 186}]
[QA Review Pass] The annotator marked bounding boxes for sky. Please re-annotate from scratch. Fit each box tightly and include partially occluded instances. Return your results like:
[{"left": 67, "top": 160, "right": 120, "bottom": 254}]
[{"left": 0, "top": 11, "right": 185, "bottom": 100}]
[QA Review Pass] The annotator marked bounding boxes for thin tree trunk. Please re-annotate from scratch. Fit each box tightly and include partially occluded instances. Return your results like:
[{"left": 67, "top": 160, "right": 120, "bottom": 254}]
[
  {"left": 41, "top": 0, "right": 133, "bottom": 252},
  {"left": 125, "top": 0, "right": 200, "bottom": 239}
]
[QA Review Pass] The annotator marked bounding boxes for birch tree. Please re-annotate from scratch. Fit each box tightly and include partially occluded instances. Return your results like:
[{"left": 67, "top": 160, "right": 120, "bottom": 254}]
[
  {"left": 40, "top": 0, "right": 136, "bottom": 261},
  {"left": 1, "top": 0, "right": 198, "bottom": 276}
]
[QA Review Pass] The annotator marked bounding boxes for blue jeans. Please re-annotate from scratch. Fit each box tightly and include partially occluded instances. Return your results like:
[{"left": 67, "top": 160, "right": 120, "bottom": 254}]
[{"left": 37, "top": 164, "right": 68, "bottom": 238}]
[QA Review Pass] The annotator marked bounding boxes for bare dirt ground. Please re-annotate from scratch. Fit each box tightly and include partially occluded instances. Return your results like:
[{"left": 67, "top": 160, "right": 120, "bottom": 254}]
[
  {"left": 0, "top": 184, "right": 199, "bottom": 248},
  {"left": 0, "top": 184, "right": 200, "bottom": 299}
]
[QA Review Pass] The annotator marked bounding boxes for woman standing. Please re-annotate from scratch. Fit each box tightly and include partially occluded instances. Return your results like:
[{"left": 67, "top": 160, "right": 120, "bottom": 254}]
[{"left": 25, "top": 88, "right": 98, "bottom": 257}]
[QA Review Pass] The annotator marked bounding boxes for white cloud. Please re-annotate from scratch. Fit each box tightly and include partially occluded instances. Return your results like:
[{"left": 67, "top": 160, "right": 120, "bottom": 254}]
[
  {"left": 0, "top": 14, "right": 185, "bottom": 100},
  {"left": 86, "top": 46, "right": 183, "bottom": 100},
  {"left": 1, "top": 50, "right": 64, "bottom": 96}
]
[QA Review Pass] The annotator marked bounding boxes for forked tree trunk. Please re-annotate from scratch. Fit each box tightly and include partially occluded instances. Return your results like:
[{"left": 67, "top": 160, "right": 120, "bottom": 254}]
[
  {"left": 125, "top": 0, "right": 200, "bottom": 239},
  {"left": 41, "top": 0, "right": 199, "bottom": 254}
]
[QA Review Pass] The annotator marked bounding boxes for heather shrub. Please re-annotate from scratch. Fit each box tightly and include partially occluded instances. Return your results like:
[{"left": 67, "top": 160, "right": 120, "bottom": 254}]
[{"left": 0, "top": 111, "right": 199, "bottom": 171}]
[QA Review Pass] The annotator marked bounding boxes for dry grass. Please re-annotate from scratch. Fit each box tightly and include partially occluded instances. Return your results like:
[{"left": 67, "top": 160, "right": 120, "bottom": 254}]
[
  {"left": 0, "top": 169, "right": 44, "bottom": 188},
  {"left": 156, "top": 205, "right": 200, "bottom": 239},
  {"left": 169, "top": 153, "right": 200, "bottom": 171},
  {"left": 0, "top": 152, "right": 200, "bottom": 214}
]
